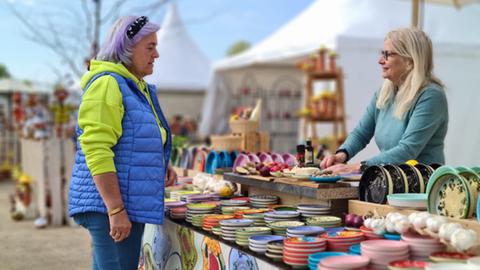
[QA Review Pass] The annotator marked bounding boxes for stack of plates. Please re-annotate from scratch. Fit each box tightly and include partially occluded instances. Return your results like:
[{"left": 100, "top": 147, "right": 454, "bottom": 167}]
[
  {"left": 234, "top": 208, "right": 269, "bottom": 218},
  {"left": 321, "top": 231, "right": 365, "bottom": 252},
  {"left": 297, "top": 204, "right": 331, "bottom": 218},
  {"left": 243, "top": 213, "right": 266, "bottom": 226},
  {"left": 266, "top": 240, "right": 284, "bottom": 261},
  {"left": 169, "top": 206, "right": 187, "bottom": 219},
  {"left": 401, "top": 231, "right": 446, "bottom": 261},
  {"left": 186, "top": 203, "right": 217, "bottom": 223},
  {"left": 182, "top": 193, "right": 220, "bottom": 203},
  {"left": 286, "top": 226, "right": 325, "bottom": 238},
  {"left": 202, "top": 214, "right": 234, "bottom": 231},
  {"left": 220, "top": 199, "right": 248, "bottom": 207},
  {"left": 219, "top": 219, "right": 254, "bottom": 242},
  {"left": 170, "top": 190, "right": 200, "bottom": 201},
  {"left": 235, "top": 227, "right": 272, "bottom": 247},
  {"left": 318, "top": 255, "right": 370, "bottom": 270},
  {"left": 308, "top": 252, "right": 348, "bottom": 270},
  {"left": 283, "top": 237, "right": 327, "bottom": 268},
  {"left": 249, "top": 235, "right": 284, "bottom": 254},
  {"left": 249, "top": 195, "right": 279, "bottom": 208},
  {"left": 264, "top": 211, "right": 301, "bottom": 223},
  {"left": 222, "top": 206, "right": 250, "bottom": 215},
  {"left": 191, "top": 214, "right": 207, "bottom": 227},
  {"left": 306, "top": 216, "right": 342, "bottom": 228},
  {"left": 361, "top": 240, "right": 409, "bottom": 270},
  {"left": 360, "top": 226, "right": 384, "bottom": 240},
  {"left": 211, "top": 226, "right": 222, "bottom": 237},
  {"left": 348, "top": 243, "right": 361, "bottom": 255},
  {"left": 268, "top": 220, "right": 304, "bottom": 236}
]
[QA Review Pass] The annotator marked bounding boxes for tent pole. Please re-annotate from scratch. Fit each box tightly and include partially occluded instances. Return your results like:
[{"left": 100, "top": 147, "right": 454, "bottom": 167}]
[{"left": 412, "top": 0, "right": 419, "bottom": 28}]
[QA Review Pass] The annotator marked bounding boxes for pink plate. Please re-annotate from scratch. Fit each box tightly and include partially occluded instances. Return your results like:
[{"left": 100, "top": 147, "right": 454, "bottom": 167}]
[
  {"left": 361, "top": 239, "right": 409, "bottom": 252},
  {"left": 320, "top": 255, "right": 370, "bottom": 268},
  {"left": 401, "top": 231, "right": 441, "bottom": 244},
  {"left": 233, "top": 154, "right": 250, "bottom": 170}
]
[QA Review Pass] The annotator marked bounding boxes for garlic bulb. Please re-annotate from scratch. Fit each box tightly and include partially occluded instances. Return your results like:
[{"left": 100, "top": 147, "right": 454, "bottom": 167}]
[
  {"left": 370, "top": 218, "right": 386, "bottom": 234},
  {"left": 408, "top": 212, "right": 418, "bottom": 224},
  {"left": 451, "top": 229, "right": 477, "bottom": 251},
  {"left": 412, "top": 212, "right": 431, "bottom": 230},
  {"left": 386, "top": 221, "right": 397, "bottom": 233},
  {"left": 426, "top": 216, "right": 448, "bottom": 233},
  {"left": 364, "top": 218, "right": 373, "bottom": 229},
  {"left": 439, "top": 222, "right": 463, "bottom": 242},
  {"left": 394, "top": 217, "right": 411, "bottom": 234}
]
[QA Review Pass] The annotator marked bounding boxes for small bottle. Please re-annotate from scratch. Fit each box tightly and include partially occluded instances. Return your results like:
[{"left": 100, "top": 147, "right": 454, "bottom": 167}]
[
  {"left": 296, "top": 144, "right": 305, "bottom": 167},
  {"left": 305, "top": 140, "right": 315, "bottom": 165}
]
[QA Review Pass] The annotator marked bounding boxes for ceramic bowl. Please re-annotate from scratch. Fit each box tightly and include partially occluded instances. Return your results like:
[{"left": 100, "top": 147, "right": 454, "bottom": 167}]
[
  {"left": 247, "top": 153, "right": 261, "bottom": 164},
  {"left": 205, "top": 151, "right": 219, "bottom": 174},
  {"left": 258, "top": 152, "right": 273, "bottom": 163},
  {"left": 359, "top": 165, "right": 393, "bottom": 204},
  {"left": 387, "top": 193, "right": 428, "bottom": 209},
  {"left": 282, "top": 153, "right": 298, "bottom": 166},
  {"left": 399, "top": 164, "right": 425, "bottom": 193}
]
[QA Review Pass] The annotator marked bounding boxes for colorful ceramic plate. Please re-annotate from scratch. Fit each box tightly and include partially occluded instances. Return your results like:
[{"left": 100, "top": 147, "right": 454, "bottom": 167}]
[
  {"left": 384, "top": 164, "right": 409, "bottom": 193},
  {"left": 456, "top": 166, "right": 480, "bottom": 218},
  {"left": 359, "top": 165, "right": 393, "bottom": 204},
  {"left": 399, "top": 164, "right": 425, "bottom": 193},
  {"left": 427, "top": 166, "right": 470, "bottom": 219},
  {"left": 309, "top": 175, "right": 342, "bottom": 183},
  {"left": 388, "top": 260, "right": 428, "bottom": 269},
  {"left": 429, "top": 252, "right": 476, "bottom": 262}
]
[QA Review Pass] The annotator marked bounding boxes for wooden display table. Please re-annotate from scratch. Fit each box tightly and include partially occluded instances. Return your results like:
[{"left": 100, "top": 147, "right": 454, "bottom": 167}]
[
  {"left": 224, "top": 173, "right": 358, "bottom": 216},
  {"left": 348, "top": 200, "right": 480, "bottom": 236}
]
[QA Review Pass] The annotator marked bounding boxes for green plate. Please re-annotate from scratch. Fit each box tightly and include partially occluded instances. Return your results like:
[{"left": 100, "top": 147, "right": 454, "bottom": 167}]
[
  {"left": 427, "top": 166, "right": 470, "bottom": 218},
  {"left": 456, "top": 166, "right": 480, "bottom": 218}
]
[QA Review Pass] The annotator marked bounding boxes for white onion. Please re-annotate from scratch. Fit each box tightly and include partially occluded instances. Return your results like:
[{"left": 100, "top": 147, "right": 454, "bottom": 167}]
[{"left": 412, "top": 212, "right": 431, "bottom": 230}]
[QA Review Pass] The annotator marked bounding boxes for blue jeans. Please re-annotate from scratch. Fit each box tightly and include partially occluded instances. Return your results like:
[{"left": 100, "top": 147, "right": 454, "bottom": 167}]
[{"left": 74, "top": 212, "right": 145, "bottom": 270}]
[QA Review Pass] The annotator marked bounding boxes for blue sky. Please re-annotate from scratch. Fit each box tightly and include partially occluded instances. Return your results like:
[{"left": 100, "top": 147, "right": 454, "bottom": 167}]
[{"left": 0, "top": 0, "right": 313, "bottom": 83}]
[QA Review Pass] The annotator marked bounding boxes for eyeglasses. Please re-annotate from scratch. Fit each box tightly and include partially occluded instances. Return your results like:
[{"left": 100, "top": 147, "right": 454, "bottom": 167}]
[{"left": 380, "top": 50, "right": 398, "bottom": 61}]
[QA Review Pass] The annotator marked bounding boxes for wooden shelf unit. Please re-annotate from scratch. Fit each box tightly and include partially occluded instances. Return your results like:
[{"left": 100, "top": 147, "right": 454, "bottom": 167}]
[{"left": 302, "top": 69, "right": 347, "bottom": 151}]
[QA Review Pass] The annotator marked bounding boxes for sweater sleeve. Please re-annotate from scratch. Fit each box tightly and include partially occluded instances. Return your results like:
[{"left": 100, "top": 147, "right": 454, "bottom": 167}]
[
  {"left": 367, "top": 88, "right": 447, "bottom": 165},
  {"left": 339, "top": 93, "right": 377, "bottom": 160},
  {"left": 78, "top": 75, "right": 124, "bottom": 176}
]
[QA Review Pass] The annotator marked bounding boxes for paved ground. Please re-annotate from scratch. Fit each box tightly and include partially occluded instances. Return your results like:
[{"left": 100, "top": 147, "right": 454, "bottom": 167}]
[{"left": 0, "top": 180, "right": 92, "bottom": 270}]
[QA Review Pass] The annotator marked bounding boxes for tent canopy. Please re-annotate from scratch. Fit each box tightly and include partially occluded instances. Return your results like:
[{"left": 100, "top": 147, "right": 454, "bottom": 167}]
[
  {"left": 145, "top": 4, "right": 211, "bottom": 92},
  {"left": 0, "top": 78, "right": 52, "bottom": 94},
  {"left": 214, "top": 0, "right": 480, "bottom": 71}
]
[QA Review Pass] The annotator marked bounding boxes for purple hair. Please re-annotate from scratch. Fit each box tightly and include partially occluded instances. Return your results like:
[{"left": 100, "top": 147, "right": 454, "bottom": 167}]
[{"left": 97, "top": 16, "right": 160, "bottom": 66}]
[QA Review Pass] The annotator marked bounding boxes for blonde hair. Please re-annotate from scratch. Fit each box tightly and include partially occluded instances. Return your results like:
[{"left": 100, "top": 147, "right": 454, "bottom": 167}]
[{"left": 376, "top": 27, "right": 443, "bottom": 119}]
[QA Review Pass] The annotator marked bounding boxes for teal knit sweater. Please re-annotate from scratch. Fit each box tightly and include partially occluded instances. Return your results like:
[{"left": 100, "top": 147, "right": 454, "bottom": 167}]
[{"left": 340, "top": 83, "right": 448, "bottom": 165}]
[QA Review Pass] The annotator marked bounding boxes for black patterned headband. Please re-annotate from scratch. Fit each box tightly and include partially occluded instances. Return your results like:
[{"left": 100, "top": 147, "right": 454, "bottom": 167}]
[{"left": 126, "top": 16, "right": 149, "bottom": 39}]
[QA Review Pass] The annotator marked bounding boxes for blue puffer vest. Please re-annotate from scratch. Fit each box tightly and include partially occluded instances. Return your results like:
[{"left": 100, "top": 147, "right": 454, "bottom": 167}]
[{"left": 68, "top": 72, "right": 171, "bottom": 224}]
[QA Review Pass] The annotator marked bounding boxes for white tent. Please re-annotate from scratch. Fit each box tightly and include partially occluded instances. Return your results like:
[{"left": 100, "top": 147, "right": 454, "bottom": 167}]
[
  {"left": 145, "top": 4, "right": 211, "bottom": 121},
  {"left": 200, "top": 0, "right": 480, "bottom": 165}
]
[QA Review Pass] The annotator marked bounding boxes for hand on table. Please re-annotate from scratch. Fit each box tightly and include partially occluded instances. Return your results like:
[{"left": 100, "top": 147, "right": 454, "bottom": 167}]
[
  {"left": 325, "top": 163, "right": 361, "bottom": 174},
  {"left": 320, "top": 152, "right": 347, "bottom": 169},
  {"left": 166, "top": 165, "right": 177, "bottom": 187}
]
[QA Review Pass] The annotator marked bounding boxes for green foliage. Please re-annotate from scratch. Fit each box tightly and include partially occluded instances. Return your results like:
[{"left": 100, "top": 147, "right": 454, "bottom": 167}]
[
  {"left": 172, "top": 135, "right": 188, "bottom": 148},
  {"left": 226, "top": 40, "right": 251, "bottom": 56},
  {"left": 0, "top": 64, "right": 11, "bottom": 78}
]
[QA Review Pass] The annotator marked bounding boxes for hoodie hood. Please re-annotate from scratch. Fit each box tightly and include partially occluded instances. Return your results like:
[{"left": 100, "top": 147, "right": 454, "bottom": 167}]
[{"left": 80, "top": 60, "right": 144, "bottom": 91}]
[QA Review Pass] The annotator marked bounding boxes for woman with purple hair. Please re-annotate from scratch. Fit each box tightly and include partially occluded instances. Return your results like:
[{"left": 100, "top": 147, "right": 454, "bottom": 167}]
[{"left": 68, "top": 16, "right": 176, "bottom": 269}]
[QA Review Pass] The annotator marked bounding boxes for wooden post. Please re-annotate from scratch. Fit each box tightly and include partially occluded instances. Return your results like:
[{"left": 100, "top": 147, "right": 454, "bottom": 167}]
[{"left": 412, "top": 0, "right": 419, "bottom": 28}]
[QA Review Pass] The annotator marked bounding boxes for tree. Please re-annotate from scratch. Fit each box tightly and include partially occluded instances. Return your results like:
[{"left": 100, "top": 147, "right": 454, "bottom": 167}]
[
  {"left": 4, "top": 0, "right": 171, "bottom": 80},
  {"left": 226, "top": 40, "right": 251, "bottom": 56},
  {"left": 0, "top": 64, "right": 11, "bottom": 79}
]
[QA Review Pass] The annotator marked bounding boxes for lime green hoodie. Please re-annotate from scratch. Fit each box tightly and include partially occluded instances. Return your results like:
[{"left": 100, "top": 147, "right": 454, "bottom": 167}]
[{"left": 78, "top": 60, "right": 167, "bottom": 176}]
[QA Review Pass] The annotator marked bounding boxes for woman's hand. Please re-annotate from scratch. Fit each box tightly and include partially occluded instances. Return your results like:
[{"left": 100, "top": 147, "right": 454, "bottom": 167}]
[
  {"left": 320, "top": 152, "right": 347, "bottom": 169},
  {"left": 109, "top": 210, "right": 131, "bottom": 242},
  {"left": 325, "top": 163, "right": 361, "bottom": 174},
  {"left": 166, "top": 165, "right": 177, "bottom": 187}
]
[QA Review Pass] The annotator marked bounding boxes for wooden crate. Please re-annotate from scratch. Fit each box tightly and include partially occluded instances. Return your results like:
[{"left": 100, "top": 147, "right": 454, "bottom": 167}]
[
  {"left": 229, "top": 120, "right": 258, "bottom": 134},
  {"left": 210, "top": 135, "right": 243, "bottom": 151},
  {"left": 239, "top": 132, "right": 270, "bottom": 153}
]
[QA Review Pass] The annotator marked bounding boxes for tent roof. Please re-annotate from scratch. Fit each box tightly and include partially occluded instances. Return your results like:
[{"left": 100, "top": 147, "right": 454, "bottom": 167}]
[
  {"left": 145, "top": 4, "right": 211, "bottom": 92},
  {"left": 215, "top": 0, "right": 480, "bottom": 71},
  {"left": 0, "top": 78, "right": 52, "bottom": 94}
]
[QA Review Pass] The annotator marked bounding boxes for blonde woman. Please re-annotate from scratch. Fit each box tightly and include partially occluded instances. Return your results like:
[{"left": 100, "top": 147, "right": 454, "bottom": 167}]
[{"left": 321, "top": 27, "right": 448, "bottom": 173}]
